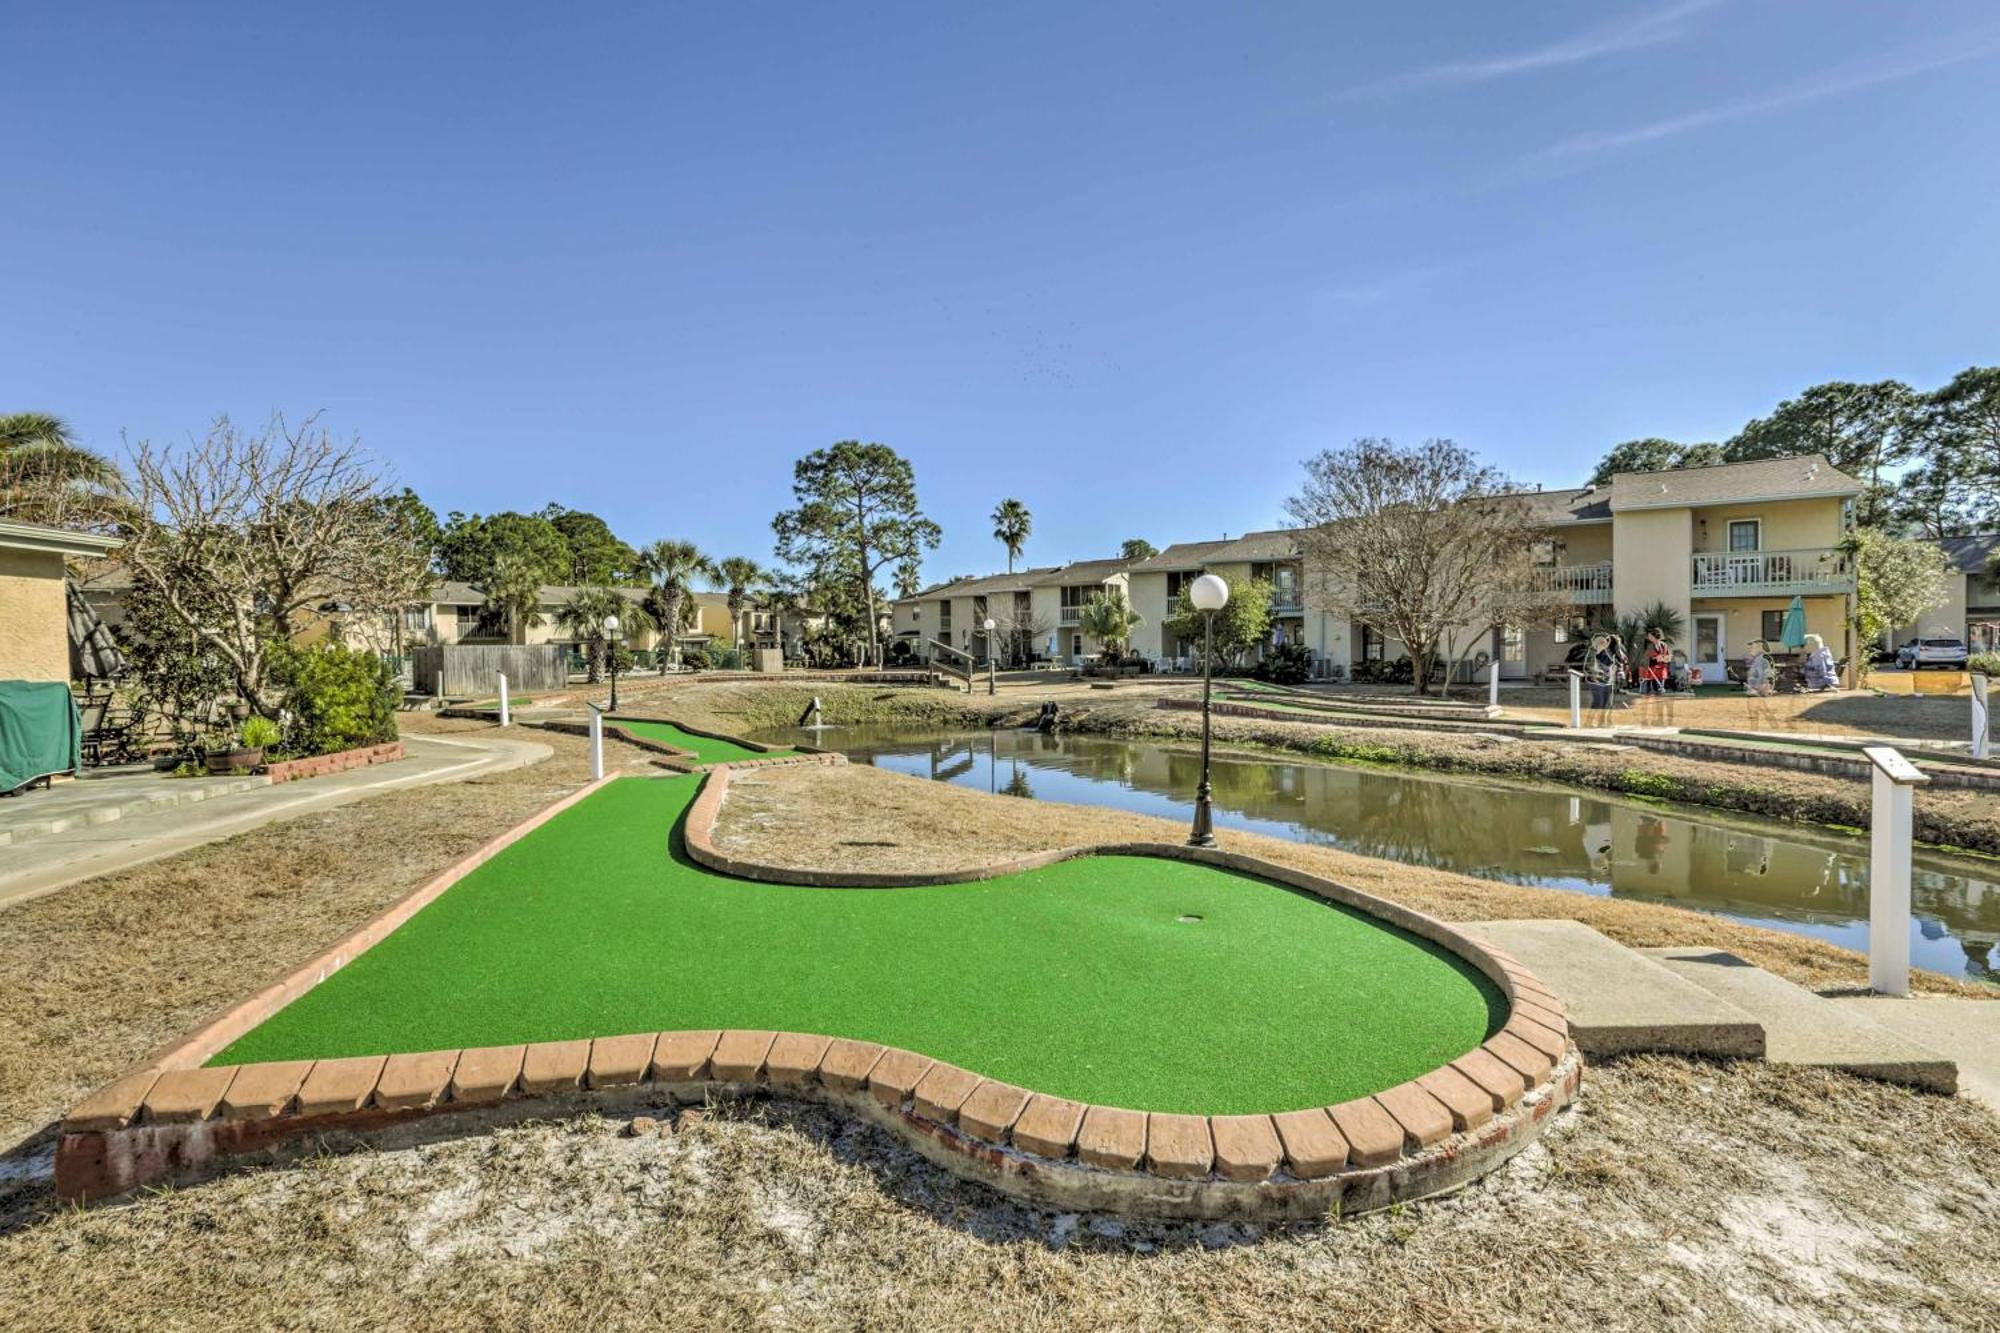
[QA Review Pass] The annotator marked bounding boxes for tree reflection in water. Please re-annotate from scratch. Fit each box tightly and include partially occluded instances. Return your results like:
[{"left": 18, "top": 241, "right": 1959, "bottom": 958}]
[{"left": 803, "top": 724, "right": 2000, "bottom": 984}]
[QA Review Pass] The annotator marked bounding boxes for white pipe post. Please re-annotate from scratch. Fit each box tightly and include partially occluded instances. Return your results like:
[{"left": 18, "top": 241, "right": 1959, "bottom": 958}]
[
  {"left": 435, "top": 670, "right": 445, "bottom": 700},
  {"left": 497, "top": 673, "right": 510, "bottom": 727},
  {"left": 589, "top": 706, "right": 605, "bottom": 781},
  {"left": 1488, "top": 659, "right": 1501, "bottom": 709},
  {"left": 1863, "top": 746, "right": 1929, "bottom": 997},
  {"left": 1973, "top": 673, "right": 1990, "bottom": 760},
  {"left": 1567, "top": 670, "right": 1582, "bottom": 729}
]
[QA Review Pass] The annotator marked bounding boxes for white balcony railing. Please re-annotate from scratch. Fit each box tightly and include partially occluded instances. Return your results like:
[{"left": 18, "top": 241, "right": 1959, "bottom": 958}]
[
  {"left": 1535, "top": 561, "right": 1614, "bottom": 604},
  {"left": 1059, "top": 607, "right": 1082, "bottom": 626},
  {"left": 1691, "top": 546, "right": 1854, "bottom": 596}
]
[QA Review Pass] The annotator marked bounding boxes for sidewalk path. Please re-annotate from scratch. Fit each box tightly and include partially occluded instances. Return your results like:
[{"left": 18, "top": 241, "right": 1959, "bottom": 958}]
[{"left": 0, "top": 732, "right": 551, "bottom": 911}]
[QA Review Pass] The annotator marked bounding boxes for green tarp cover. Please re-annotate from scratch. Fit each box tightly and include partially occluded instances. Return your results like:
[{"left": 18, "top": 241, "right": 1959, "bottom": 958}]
[{"left": 0, "top": 680, "right": 82, "bottom": 794}]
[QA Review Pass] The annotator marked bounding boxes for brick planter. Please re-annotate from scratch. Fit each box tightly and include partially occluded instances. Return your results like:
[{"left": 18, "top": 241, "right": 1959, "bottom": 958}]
[
  {"left": 55, "top": 756, "right": 1580, "bottom": 1217},
  {"left": 263, "top": 741, "right": 405, "bottom": 785}
]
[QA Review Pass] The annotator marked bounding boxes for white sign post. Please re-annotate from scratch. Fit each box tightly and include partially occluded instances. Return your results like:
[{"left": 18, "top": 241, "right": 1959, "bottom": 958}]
[
  {"left": 497, "top": 673, "right": 510, "bottom": 728},
  {"left": 588, "top": 704, "right": 605, "bottom": 782},
  {"left": 1488, "top": 659, "right": 1501, "bottom": 710},
  {"left": 1567, "top": 670, "right": 1583, "bottom": 729},
  {"left": 1973, "top": 673, "right": 1990, "bottom": 760},
  {"left": 1863, "top": 745, "right": 1930, "bottom": 997}
]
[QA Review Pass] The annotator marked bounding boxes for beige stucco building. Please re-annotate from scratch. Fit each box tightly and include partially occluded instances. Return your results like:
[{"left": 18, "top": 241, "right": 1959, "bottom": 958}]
[
  {"left": 0, "top": 520, "right": 123, "bottom": 683},
  {"left": 893, "top": 559, "right": 1134, "bottom": 666}
]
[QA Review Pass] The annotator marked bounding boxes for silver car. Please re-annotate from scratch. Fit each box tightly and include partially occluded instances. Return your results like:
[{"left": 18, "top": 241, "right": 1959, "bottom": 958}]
[{"left": 1910, "top": 637, "right": 1969, "bottom": 669}]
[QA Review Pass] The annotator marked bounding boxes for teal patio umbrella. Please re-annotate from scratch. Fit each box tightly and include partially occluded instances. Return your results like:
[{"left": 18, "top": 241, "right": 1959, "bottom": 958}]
[{"left": 1779, "top": 596, "right": 1808, "bottom": 650}]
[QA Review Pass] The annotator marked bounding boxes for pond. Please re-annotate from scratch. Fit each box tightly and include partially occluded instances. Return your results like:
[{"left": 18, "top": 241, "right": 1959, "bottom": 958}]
[{"left": 754, "top": 723, "right": 2000, "bottom": 983}]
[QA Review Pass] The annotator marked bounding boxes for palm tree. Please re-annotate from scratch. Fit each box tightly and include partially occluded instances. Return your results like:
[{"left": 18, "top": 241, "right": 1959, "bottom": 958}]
[
  {"left": 1119, "top": 537, "right": 1158, "bottom": 562},
  {"left": 713, "top": 555, "right": 767, "bottom": 646},
  {"left": 557, "top": 586, "right": 656, "bottom": 682},
  {"left": 991, "top": 498, "right": 1032, "bottom": 573},
  {"left": 637, "top": 539, "right": 716, "bottom": 668},
  {"left": 0, "top": 411, "right": 123, "bottom": 525},
  {"left": 478, "top": 552, "right": 545, "bottom": 645},
  {"left": 1078, "top": 587, "right": 1143, "bottom": 660}
]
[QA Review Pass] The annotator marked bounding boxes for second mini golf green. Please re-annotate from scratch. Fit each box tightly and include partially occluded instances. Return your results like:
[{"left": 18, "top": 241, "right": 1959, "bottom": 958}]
[{"left": 214, "top": 776, "right": 1503, "bottom": 1114}]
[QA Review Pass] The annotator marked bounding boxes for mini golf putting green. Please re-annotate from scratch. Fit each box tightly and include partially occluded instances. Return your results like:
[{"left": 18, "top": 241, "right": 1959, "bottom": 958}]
[
  {"left": 608, "top": 717, "right": 797, "bottom": 763},
  {"left": 213, "top": 776, "right": 1504, "bottom": 1114}
]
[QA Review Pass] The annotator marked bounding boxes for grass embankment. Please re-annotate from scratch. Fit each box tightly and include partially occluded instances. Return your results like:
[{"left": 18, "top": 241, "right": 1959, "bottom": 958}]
[{"left": 212, "top": 775, "right": 1500, "bottom": 1114}]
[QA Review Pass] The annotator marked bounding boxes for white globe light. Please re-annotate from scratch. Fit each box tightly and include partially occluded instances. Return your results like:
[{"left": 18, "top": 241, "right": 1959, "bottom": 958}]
[
  {"left": 983, "top": 617, "right": 996, "bottom": 631},
  {"left": 1189, "top": 573, "right": 1229, "bottom": 613},
  {"left": 603, "top": 614, "right": 620, "bottom": 633}
]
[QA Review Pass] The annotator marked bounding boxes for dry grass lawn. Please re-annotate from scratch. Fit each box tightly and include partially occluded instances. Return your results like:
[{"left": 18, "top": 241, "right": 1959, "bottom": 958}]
[{"left": 5, "top": 708, "right": 1999, "bottom": 1330}]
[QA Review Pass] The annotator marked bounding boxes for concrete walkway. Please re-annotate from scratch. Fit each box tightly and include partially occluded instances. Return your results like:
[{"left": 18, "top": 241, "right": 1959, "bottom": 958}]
[
  {"left": 0, "top": 767, "right": 267, "bottom": 848},
  {"left": 1467, "top": 918, "right": 1976, "bottom": 1102},
  {"left": 0, "top": 731, "right": 551, "bottom": 911}
]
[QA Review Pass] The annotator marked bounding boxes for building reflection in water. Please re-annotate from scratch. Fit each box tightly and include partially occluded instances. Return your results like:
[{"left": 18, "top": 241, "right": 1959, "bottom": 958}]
[{"left": 819, "top": 725, "right": 2000, "bottom": 983}]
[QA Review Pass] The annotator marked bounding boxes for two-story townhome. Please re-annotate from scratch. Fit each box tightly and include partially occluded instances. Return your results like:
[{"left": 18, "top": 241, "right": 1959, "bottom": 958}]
[
  {"left": 893, "top": 559, "right": 1135, "bottom": 666},
  {"left": 1606, "top": 454, "right": 1860, "bottom": 682},
  {"left": 1030, "top": 558, "right": 1134, "bottom": 664},
  {"left": 1890, "top": 533, "right": 2000, "bottom": 655},
  {"left": 891, "top": 567, "right": 1056, "bottom": 665},
  {"left": 1125, "top": 539, "right": 1235, "bottom": 664}
]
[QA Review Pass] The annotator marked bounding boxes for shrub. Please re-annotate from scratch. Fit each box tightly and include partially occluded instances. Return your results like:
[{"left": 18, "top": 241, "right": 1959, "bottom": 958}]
[
  {"left": 715, "top": 647, "right": 745, "bottom": 671},
  {"left": 270, "top": 641, "right": 398, "bottom": 757},
  {"left": 1972, "top": 652, "right": 2000, "bottom": 678},
  {"left": 238, "top": 716, "right": 282, "bottom": 751},
  {"left": 1251, "top": 642, "right": 1314, "bottom": 685},
  {"left": 681, "top": 645, "right": 713, "bottom": 672}
]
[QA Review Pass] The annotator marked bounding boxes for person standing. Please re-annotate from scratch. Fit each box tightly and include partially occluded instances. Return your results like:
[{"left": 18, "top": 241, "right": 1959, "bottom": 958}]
[
  {"left": 1588, "top": 633, "right": 1616, "bottom": 722},
  {"left": 1640, "top": 627, "right": 1671, "bottom": 696},
  {"left": 1743, "top": 639, "right": 1775, "bottom": 696},
  {"left": 1801, "top": 633, "right": 1838, "bottom": 691}
]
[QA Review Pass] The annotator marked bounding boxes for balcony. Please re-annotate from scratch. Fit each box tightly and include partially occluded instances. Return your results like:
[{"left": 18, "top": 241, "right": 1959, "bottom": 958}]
[
  {"left": 1535, "top": 561, "right": 1614, "bottom": 605},
  {"left": 1059, "top": 607, "right": 1082, "bottom": 626},
  {"left": 1691, "top": 546, "right": 1854, "bottom": 598}
]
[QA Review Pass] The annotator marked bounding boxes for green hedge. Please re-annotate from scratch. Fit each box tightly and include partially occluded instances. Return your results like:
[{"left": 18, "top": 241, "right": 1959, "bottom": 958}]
[{"left": 270, "top": 642, "right": 399, "bottom": 757}]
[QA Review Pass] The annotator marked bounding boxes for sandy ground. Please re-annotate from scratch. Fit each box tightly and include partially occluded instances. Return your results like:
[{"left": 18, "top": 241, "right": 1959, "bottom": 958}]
[
  {"left": 6, "top": 703, "right": 1999, "bottom": 1329},
  {"left": 0, "top": 715, "right": 640, "bottom": 1152},
  {"left": 715, "top": 762, "right": 1990, "bottom": 998},
  {"left": 3, "top": 1056, "right": 1997, "bottom": 1329}
]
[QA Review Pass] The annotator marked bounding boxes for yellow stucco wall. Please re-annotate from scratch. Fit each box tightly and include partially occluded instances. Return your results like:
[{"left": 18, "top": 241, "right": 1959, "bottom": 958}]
[
  {"left": 0, "top": 546, "right": 72, "bottom": 682},
  {"left": 1690, "top": 595, "right": 1849, "bottom": 661},
  {"left": 1557, "top": 524, "right": 1613, "bottom": 563},
  {"left": 1612, "top": 506, "right": 1693, "bottom": 628},
  {"left": 1690, "top": 496, "right": 1845, "bottom": 553}
]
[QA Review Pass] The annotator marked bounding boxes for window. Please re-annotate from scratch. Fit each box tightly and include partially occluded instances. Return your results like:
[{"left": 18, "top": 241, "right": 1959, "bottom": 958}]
[
  {"left": 1360, "top": 625, "right": 1385, "bottom": 662},
  {"left": 1761, "top": 610, "right": 1785, "bottom": 642},
  {"left": 1728, "top": 520, "right": 1761, "bottom": 552}
]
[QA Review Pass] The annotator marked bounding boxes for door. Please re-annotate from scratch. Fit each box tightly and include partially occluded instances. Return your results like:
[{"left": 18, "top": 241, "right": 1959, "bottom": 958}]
[
  {"left": 1496, "top": 625, "right": 1528, "bottom": 680},
  {"left": 1691, "top": 613, "right": 1726, "bottom": 683}
]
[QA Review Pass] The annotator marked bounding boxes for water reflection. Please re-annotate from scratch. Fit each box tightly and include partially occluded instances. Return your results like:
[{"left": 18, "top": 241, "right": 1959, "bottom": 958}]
[{"left": 776, "top": 724, "right": 2000, "bottom": 983}]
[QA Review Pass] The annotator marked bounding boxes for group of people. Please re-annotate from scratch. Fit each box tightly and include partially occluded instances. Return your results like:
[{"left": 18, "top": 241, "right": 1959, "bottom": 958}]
[
  {"left": 1583, "top": 627, "right": 1684, "bottom": 712},
  {"left": 1585, "top": 625, "right": 1840, "bottom": 713}
]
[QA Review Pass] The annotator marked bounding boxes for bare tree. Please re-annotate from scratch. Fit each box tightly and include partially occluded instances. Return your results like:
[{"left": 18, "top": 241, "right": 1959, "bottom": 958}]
[
  {"left": 123, "top": 413, "right": 431, "bottom": 714},
  {"left": 1286, "top": 438, "right": 1569, "bottom": 695},
  {"left": 996, "top": 603, "right": 1052, "bottom": 666}
]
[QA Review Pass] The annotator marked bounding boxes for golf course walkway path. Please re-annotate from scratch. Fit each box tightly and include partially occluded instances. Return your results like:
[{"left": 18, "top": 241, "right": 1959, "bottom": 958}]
[{"left": 0, "top": 731, "right": 552, "bottom": 911}]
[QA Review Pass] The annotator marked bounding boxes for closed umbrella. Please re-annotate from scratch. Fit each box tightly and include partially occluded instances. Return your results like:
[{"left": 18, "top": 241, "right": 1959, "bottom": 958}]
[{"left": 1780, "top": 596, "right": 1808, "bottom": 651}]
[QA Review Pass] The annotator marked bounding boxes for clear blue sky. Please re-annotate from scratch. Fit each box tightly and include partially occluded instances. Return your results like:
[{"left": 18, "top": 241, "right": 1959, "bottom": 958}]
[{"left": 7, "top": 2, "right": 1997, "bottom": 582}]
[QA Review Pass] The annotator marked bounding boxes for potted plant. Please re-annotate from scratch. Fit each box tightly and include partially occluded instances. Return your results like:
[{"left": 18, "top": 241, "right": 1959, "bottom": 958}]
[{"left": 207, "top": 715, "right": 280, "bottom": 775}]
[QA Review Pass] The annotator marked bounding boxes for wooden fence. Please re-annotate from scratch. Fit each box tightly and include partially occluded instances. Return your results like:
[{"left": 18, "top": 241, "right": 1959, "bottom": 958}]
[{"left": 410, "top": 644, "right": 570, "bottom": 697}]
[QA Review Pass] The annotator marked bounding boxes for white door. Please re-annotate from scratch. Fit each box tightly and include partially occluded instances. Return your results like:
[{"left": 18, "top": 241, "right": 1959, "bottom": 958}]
[{"left": 1691, "top": 613, "right": 1726, "bottom": 683}]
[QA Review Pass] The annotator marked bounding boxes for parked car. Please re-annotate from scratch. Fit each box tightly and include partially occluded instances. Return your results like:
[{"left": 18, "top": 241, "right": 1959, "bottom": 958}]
[
  {"left": 1878, "top": 638, "right": 1916, "bottom": 666},
  {"left": 1908, "top": 637, "right": 1969, "bottom": 670}
]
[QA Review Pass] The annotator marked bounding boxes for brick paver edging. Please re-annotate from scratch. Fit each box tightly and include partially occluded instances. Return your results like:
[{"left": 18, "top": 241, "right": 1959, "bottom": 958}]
[
  {"left": 264, "top": 741, "right": 406, "bottom": 785},
  {"left": 55, "top": 764, "right": 1579, "bottom": 1218}
]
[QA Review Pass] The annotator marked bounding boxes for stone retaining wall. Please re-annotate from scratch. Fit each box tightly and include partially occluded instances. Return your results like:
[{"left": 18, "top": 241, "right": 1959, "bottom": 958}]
[
  {"left": 55, "top": 738, "right": 1579, "bottom": 1217},
  {"left": 263, "top": 741, "right": 405, "bottom": 785}
]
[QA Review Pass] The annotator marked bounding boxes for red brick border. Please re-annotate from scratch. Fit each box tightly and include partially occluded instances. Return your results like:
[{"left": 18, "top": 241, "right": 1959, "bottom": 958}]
[
  {"left": 55, "top": 744, "right": 1580, "bottom": 1217},
  {"left": 264, "top": 741, "right": 406, "bottom": 785}
]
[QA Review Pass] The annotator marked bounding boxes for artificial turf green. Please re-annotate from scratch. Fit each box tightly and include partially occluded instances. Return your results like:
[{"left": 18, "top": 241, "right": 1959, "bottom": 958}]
[
  {"left": 211, "top": 776, "right": 1503, "bottom": 1113},
  {"left": 607, "top": 717, "right": 797, "bottom": 763}
]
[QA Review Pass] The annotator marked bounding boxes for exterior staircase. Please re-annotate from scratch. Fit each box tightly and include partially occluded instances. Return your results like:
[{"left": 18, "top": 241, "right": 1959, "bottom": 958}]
[{"left": 926, "top": 639, "right": 975, "bottom": 692}]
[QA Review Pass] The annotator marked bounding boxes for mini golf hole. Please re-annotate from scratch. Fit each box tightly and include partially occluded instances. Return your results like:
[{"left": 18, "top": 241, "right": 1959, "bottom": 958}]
[{"left": 1177, "top": 913, "right": 1203, "bottom": 924}]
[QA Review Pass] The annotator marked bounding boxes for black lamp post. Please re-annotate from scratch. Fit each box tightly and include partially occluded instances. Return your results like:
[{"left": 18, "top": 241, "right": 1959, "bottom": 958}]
[
  {"left": 604, "top": 613, "right": 621, "bottom": 713},
  {"left": 1187, "top": 573, "right": 1229, "bottom": 847}
]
